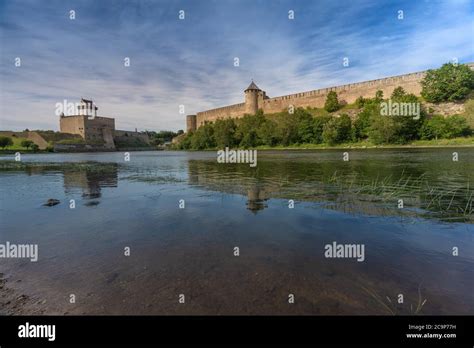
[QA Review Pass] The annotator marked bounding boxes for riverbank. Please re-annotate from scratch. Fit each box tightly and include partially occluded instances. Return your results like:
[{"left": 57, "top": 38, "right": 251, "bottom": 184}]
[
  {"left": 169, "top": 136, "right": 474, "bottom": 151},
  {"left": 0, "top": 148, "right": 162, "bottom": 155},
  {"left": 0, "top": 272, "right": 47, "bottom": 315},
  {"left": 254, "top": 136, "right": 474, "bottom": 150}
]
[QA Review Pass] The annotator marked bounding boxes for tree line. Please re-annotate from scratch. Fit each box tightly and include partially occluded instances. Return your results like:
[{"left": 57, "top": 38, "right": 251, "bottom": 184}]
[{"left": 176, "top": 63, "right": 474, "bottom": 150}]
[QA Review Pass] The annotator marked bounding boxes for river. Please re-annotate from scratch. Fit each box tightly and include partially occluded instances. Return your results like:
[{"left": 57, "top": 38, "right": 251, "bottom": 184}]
[{"left": 0, "top": 149, "right": 473, "bottom": 314}]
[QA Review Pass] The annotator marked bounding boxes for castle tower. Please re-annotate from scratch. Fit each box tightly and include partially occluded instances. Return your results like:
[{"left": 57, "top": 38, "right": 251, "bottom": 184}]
[
  {"left": 78, "top": 98, "right": 97, "bottom": 117},
  {"left": 244, "top": 81, "right": 261, "bottom": 115},
  {"left": 186, "top": 115, "right": 197, "bottom": 132}
]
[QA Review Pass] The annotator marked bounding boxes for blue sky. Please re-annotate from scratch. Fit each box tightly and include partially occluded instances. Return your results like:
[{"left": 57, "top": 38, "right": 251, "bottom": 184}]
[{"left": 1, "top": 0, "right": 473, "bottom": 131}]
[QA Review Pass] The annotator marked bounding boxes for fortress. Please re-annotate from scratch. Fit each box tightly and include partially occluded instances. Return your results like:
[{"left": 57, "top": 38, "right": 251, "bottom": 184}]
[
  {"left": 186, "top": 63, "right": 474, "bottom": 132},
  {"left": 59, "top": 98, "right": 150, "bottom": 150},
  {"left": 1, "top": 99, "right": 151, "bottom": 152}
]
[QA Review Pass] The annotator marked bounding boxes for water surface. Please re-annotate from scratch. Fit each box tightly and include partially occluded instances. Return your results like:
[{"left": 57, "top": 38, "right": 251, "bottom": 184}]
[{"left": 0, "top": 149, "right": 473, "bottom": 314}]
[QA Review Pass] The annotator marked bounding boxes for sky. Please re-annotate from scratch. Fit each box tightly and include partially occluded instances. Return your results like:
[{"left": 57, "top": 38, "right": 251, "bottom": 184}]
[{"left": 0, "top": 0, "right": 473, "bottom": 132}]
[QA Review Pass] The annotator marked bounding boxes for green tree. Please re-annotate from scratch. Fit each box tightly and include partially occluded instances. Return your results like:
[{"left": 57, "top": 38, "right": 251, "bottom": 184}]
[
  {"left": 336, "top": 114, "right": 352, "bottom": 143},
  {"left": 420, "top": 115, "right": 470, "bottom": 139},
  {"left": 178, "top": 132, "right": 193, "bottom": 150},
  {"left": 21, "top": 139, "right": 34, "bottom": 149},
  {"left": 321, "top": 114, "right": 352, "bottom": 145},
  {"left": 421, "top": 63, "right": 474, "bottom": 102},
  {"left": 353, "top": 102, "right": 378, "bottom": 140},
  {"left": 190, "top": 123, "right": 215, "bottom": 149},
  {"left": 295, "top": 108, "right": 315, "bottom": 143},
  {"left": 390, "top": 92, "right": 424, "bottom": 143},
  {"left": 444, "top": 115, "right": 471, "bottom": 138},
  {"left": 236, "top": 111, "right": 266, "bottom": 148},
  {"left": 324, "top": 91, "right": 340, "bottom": 112},
  {"left": 274, "top": 111, "right": 299, "bottom": 146},
  {"left": 312, "top": 115, "right": 332, "bottom": 144},
  {"left": 31, "top": 143, "right": 40, "bottom": 152},
  {"left": 0, "top": 136, "right": 13, "bottom": 149},
  {"left": 213, "top": 118, "right": 237, "bottom": 148},
  {"left": 375, "top": 90, "right": 384, "bottom": 102},
  {"left": 322, "top": 117, "right": 339, "bottom": 145},
  {"left": 368, "top": 114, "right": 399, "bottom": 145},
  {"left": 355, "top": 96, "right": 366, "bottom": 108},
  {"left": 420, "top": 115, "right": 447, "bottom": 140},
  {"left": 257, "top": 119, "right": 280, "bottom": 146},
  {"left": 391, "top": 87, "right": 406, "bottom": 100}
]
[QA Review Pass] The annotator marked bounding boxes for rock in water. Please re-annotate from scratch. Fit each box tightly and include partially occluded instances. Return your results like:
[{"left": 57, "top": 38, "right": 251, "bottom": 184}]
[{"left": 44, "top": 199, "right": 60, "bottom": 206}]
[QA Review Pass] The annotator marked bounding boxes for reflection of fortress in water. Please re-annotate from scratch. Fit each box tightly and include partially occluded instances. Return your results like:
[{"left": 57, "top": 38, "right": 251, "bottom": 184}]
[
  {"left": 245, "top": 186, "right": 269, "bottom": 213},
  {"left": 185, "top": 158, "right": 466, "bottom": 220},
  {"left": 63, "top": 164, "right": 118, "bottom": 199},
  {"left": 187, "top": 160, "right": 275, "bottom": 213}
]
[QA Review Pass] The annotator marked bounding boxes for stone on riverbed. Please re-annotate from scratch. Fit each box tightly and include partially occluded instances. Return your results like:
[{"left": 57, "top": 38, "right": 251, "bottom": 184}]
[{"left": 44, "top": 199, "right": 60, "bottom": 206}]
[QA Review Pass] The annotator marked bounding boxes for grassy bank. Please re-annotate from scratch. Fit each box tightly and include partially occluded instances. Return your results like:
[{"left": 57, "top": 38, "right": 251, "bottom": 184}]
[
  {"left": 254, "top": 136, "right": 474, "bottom": 150},
  {"left": 168, "top": 136, "right": 474, "bottom": 151}
]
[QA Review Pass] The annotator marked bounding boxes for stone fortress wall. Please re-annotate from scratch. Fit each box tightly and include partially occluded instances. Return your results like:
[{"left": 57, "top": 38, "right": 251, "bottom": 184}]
[
  {"left": 261, "top": 72, "right": 424, "bottom": 113},
  {"left": 187, "top": 63, "right": 474, "bottom": 132},
  {"left": 195, "top": 102, "right": 246, "bottom": 128}
]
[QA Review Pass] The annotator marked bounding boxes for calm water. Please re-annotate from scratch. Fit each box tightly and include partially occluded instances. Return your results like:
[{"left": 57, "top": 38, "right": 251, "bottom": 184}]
[{"left": 0, "top": 149, "right": 473, "bottom": 315}]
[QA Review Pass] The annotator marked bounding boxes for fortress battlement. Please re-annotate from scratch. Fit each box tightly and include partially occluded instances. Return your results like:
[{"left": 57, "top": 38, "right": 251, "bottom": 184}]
[
  {"left": 186, "top": 63, "right": 474, "bottom": 132},
  {"left": 267, "top": 71, "right": 427, "bottom": 103},
  {"left": 198, "top": 102, "right": 245, "bottom": 115}
]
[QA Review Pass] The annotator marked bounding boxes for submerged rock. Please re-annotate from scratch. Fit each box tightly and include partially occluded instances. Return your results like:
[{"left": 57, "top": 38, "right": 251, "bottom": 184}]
[{"left": 44, "top": 199, "right": 60, "bottom": 206}]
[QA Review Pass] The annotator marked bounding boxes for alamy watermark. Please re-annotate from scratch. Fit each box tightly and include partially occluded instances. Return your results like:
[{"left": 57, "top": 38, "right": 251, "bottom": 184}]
[
  {"left": 0, "top": 241, "right": 38, "bottom": 262},
  {"left": 18, "top": 322, "right": 55, "bottom": 341},
  {"left": 217, "top": 147, "right": 257, "bottom": 167},
  {"left": 55, "top": 99, "right": 98, "bottom": 118},
  {"left": 324, "top": 241, "right": 365, "bottom": 262},
  {"left": 380, "top": 100, "right": 420, "bottom": 120}
]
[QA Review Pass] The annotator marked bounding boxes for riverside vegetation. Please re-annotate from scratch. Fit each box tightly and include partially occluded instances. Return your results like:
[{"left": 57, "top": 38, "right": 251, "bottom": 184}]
[
  {"left": 0, "top": 130, "right": 183, "bottom": 152},
  {"left": 176, "top": 63, "right": 474, "bottom": 150}
]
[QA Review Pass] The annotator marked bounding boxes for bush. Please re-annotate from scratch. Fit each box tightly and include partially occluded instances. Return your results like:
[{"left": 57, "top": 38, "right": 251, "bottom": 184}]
[
  {"left": 149, "top": 130, "right": 180, "bottom": 145},
  {"left": 274, "top": 112, "right": 299, "bottom": 146},
  {"left": 257, "top": 119, "right": 279, "bottom": 146},
  {"left": 190, "top": 123, "right": 215, "bottom": 149},
  {"left": 336, "top": 114, "right": 352, "bottom": 143},
  {"left": 295, "top": 108, "right": 315, "bottom": 144},
  {"left": 321, "top": 115, "right": 351, "bottom": 145},
  {"left": 391, "top": 87, "right": 406, "bottom": 100},
  {"left": 353, "top": 104, "right": 376, "bottom": 140},
  {"left": 375, "top": 90, "right": 384, "bottom": 102},
  {"left": 178, "top": 132, "right": 193, "bottom": 150},
  {"left": 20, "top": 139, "right": 34, "bottom": 149},
  {"left": 322, "top": 118, "right": 339, "bottom": 145},
  {"left": 421, "top": 63, "right": 474, "bottom": 102},
  {"left": 420, "top": 115, "right": 470, "bottom": 139},
  {"left": 445, "top": 115, "right": 471, "bottom": 138},
  {"left": 420, "top": 115, "right": 446, "bottom": 140},
  {"left": 324, "top": 91, "right": 340, "bottom": 112},
  {"left": 355, "top": 96, "right": 366, "bottom": 108},
  {"left": 368, "top": 115, "right": 398, "bottom": 145},
  {"left": 391, "top": 90, "right": 425, "bottom": 143},
  {"left": 312, "top": 115, "right": 332, "bottom": 144},
  {"left": 56, "top": 138, "right": 85, "bottom": 145},
  {"left": 31, "top": 144, "right": 40, "bottom": 152},
  {"left": 213, "top": 118, "right": 237, "bottom": 148},
  {"left": 235, "top": 111, "right": 266, "bottom": 148},
  {"left": 0, "top": 136, "right": 13, "bottom": 148}
]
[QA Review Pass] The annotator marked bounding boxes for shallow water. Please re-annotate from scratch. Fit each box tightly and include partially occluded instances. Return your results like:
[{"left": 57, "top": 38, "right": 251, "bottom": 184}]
[{"left": 0, "top": 149, "right": 473, "bottom": 314}]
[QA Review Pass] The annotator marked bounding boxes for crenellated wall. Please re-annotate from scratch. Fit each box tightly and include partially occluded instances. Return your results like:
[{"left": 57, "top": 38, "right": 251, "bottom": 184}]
[
  {"left": 190, "top": 63, "right": 474, "bottom": 130},
  {"left": 262, "top": 72, "right": 425, "bottom": 112},
  {"left": 196, "top": 103, "right": 245, "bottom": 128}
]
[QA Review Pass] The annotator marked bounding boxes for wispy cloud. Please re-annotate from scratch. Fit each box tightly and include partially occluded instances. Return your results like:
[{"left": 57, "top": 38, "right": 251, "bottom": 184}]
[{"left": 1, "top": 0, "right": 473, "bottom": 131}]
